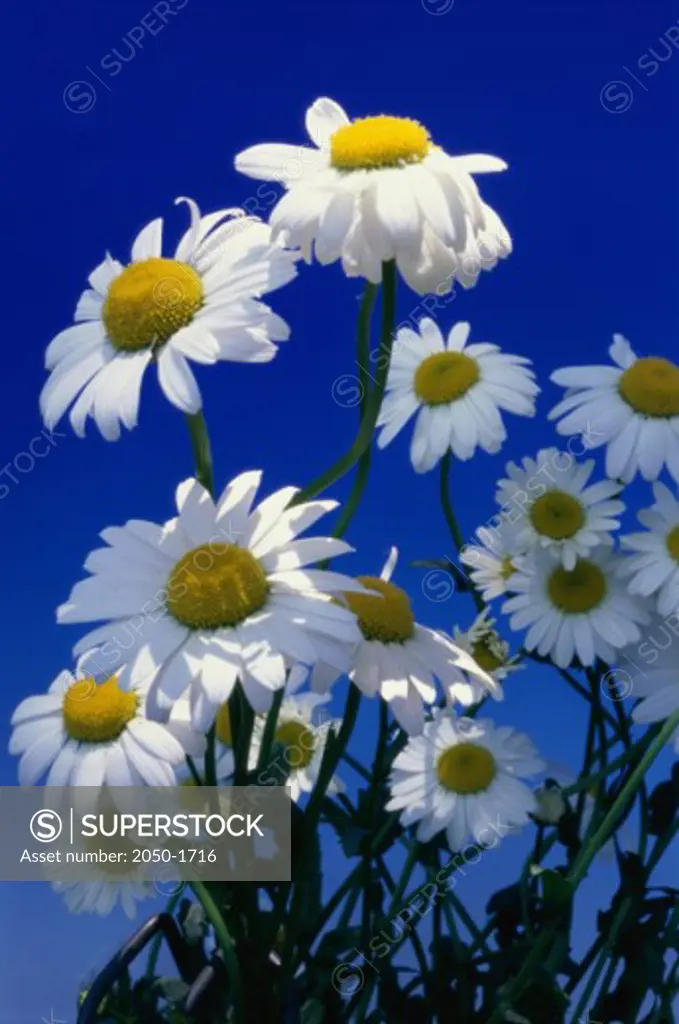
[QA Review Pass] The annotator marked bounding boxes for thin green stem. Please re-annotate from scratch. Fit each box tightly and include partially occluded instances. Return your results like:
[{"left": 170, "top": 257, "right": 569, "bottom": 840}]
[
  {"left": 185, "top": 754, "right": 203, "bottom": 787},
  {"left": 255, "top": 689, "right": 284, "bottom": 773},
  {"left": 145, "top": 890, "right": 183, "bottom": 981},
  {"left": 185, "top": 410, "right": 215, "bottom": 497},
  {"left": 204, "top": 725, "right": 217, "bottom": 787},
  {"left": 305, "top": 684, "right": 362, "bottom": 833},
  {"left": 191, "top": 881, "right": 243, "bottom": 1020},
  {"left": 439, "top": 451, "right": 484, "bottom": 612}
]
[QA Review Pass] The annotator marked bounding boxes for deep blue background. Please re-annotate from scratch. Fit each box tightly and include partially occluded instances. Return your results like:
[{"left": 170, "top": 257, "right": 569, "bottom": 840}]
[{"left": 1, "top": 0, "right": 678, "bottom": 1017}]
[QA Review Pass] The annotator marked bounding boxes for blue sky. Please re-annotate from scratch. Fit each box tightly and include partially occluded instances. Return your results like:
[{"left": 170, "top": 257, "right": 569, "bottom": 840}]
[{"left": 1, "top": 0, "right": 678, "bottom": 1017}]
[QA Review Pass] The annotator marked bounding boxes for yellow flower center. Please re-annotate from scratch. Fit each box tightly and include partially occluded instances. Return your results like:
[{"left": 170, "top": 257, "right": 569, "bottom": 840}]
[
  {"left": 345, "top": 576, "right": 415, "bottom": 644},
  {"left": 102, "top": 257, "right": 203, "bottom": 353},
  {"left": 666, "top": 525, "right": 679, "bottom": 562},
  {"left": 330, "top": 116, "right": 431, "bottom": 171},
  {"left": 215, "top": 703, "right": 233, "bottom": 746},
  {"left": 166, "top": 543, "right": 269, "bottom": 630},
  {"left": 530, "top": 490, "right": 585, "bottom": 540},
  {"left": 437, "top": 742, "right": 497, "bottom": 794},
  {"left": 618, "top": 357, "right": 679, "bottom": 418},
  {"left": 547, "top": 560, "right": 607, "bottom": 614},
  {"left": 414, "top": 351, "right": 480, "bottom": 406},
  {"left": 471, "top": 637, "right": 505, "bottom": 673},
  {"left": 500, "top": 556, "right": 515, "bottom": 580},
  {"left": 62, "top": 677, "right": 138, "bottom": 743},
  {"left": 275, "top": 720, "right": 316, "bottom": 769}
]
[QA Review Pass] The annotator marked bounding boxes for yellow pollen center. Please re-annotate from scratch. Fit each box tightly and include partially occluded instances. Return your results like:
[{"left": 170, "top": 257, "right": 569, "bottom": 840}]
[
  {"left": 166, "top": 543, "right": 269, "bottom": 630},
  {"left": 215, "top": 703, "right": 233, "bottom": 746},
  {"left": 275, "top": 720, "right": 316, "bottom": 769},
  {"left": 471, "top": 638, "right": 505, "bottom": 673},
  {"left": 547, "top": 560, "right": 607, "bottom": 614},
  {"left": 414, "top": 351, "right": 480, "bottom": 406},
  {"left": 618, "top": 357, "right": 679, "bottom": 418},
  {"left": 345, "top": 576, "right": 415, "bottom": 644},
  {"left": 437, "top": 743, "right": 497, "bottom": 794},
  {"left": 530, "top": 490, "right": 585, "bottom": 540},
  {"left": 62, "top": 677, "right": 138, "bottom": 743},
  {"left": 666, "top": 525, "right": 679, "bottom": 562},
  {"left": 103, "top": 257, "right": 203, "bottom": 352},
  {"left": 330, "top": 116, "right": 431, "bottom": 171},
  {"left": 500, "top": 556, "right": 515, "bottom": 581}
]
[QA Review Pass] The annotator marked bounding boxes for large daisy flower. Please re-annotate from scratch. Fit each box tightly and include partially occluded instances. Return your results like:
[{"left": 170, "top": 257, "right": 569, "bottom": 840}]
[
  {"left": 452, "top": 608, "right": 522, "bottom": 701},
  {"left": 387, "top": 714, "right": 544, "bottom": 851},
  {"left": 235, "top": 97, "right": 511, "bottom": 295},
  {"left": 309, "top": 548, "right": 501, "bottom": 736},
  {"left": 52, "top": 877, "right": 154, "bottom": 919},
  {"left": 614, "top": 615, "right": 679, "bottom": 754},
  {"left": 495, "top": 448, "right": 624, "bottom": 570},
  {"left": 376, "top": 320, "right": 538, "bottom": 472},
  {"left": 251, "top": 669, "right": 342, "bottom": 802},
  {"left": 460, "top": 525, "right": 524, "bottom": 602},
  {"left": 40, "top": 199, "right": 298, "bottom": 440},
  {"left": 619, "top": 482, "right": 679, "bottom": 617},
  {"left": 58, "top": 473, "right": 362, "bottom": 730},
  {"left": 9, "top": 666, "right": 199, "bottom": 787},
  {"left": 549, "top": 334, "right": 679, "bottom": 484},
  {"left": 503, "top": 549, "right": 649, "bottom": 669}
]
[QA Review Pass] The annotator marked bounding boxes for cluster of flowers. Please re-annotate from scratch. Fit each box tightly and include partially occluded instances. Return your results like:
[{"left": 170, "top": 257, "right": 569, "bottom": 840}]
[{"left": 11, "top": 97, "right": 679, "bottom": 922}]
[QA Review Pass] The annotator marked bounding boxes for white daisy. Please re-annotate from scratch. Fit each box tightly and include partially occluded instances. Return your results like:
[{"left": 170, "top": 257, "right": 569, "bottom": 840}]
[
  {"left": 235, "top": 97, "right": 511, "bottom": 295},
  {"left": 58, "top": 473, "right": 363, "bottom": 730},
  {"left": 386, "top": 714, "right": 544, "bottom": 851},
  {"left": 251, "top": 669, "right": 342, "bottom": 802},
  {"left": 52, "top": 877, "right": 154, "bottom": 919},
  {"left": 8, "top": 665, "right": 200, "bottom": 788},
  {"left": 376, "top": 319, "right": 538, "bottom": 472},
  {"left": 309, "top": 548, "right": 501, "bottom": 736},
  {"left": 453, "top": 608, "right": 522, "bottom": 702},
  {"left": 495, "top": 448, "right": 624, "bottom": 570},
  {"left": 460, "top": 524, "right": 525, "bottom": 601},
  {"left": 619, "top": 482, "right": 679, "bottom": 617},
  {"left": 40, "top": 198, "right": 298, "bottom": 440},
  {"left": 614, "top": 614, "right": 679, "bottom": 754},
  {"left": 549, "top": 334, "right": 679, "bottom": 484},
  {"left": 503, "top": 549, "right": 649, "bottom": 669}
]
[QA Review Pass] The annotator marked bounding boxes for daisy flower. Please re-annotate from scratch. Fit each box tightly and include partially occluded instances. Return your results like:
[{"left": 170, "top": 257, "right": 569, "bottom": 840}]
[
  {"left": 452, "top": 608, "right": 522, "bottom": 702},
  {"left": 235, "top": 97, "right": 511, "bottom": 295},
  {"left": 58, "top": 473, "right": 362, "bottom": 730},
  {"left": 309, "top": 548, "right": 501, "bottom": 736},
  {"left": 53, "top": 877, "right": 154, "bottom": 919},
  {"left": 460, "top": 524, "right": 524, "bottom": 601},
  {"left": 387, "top": 714, "right": 544, "bottom": 851},
  {"left": 40, "top": 198, "right": 298, "bottom": 440},
  {"left": 251, "top": 669, "right": 342, "bottom": 802},
  {"left": 615, "top": 615, "right": 679, "bottom": 754},
  {"left": 619, "top": 482, "right": 679, "bottom": 617},
  {"left": 503, "top": 549, "right": 649, "bottom": 669},
  {"left": 8, "top": 666, "right": 200, "bottom": 788},
  {"left": 495, "top": 448, "right": 624, "bottom": 570},
  {"left": 549, "top": 334, "right": 679, "bottom": 484},
  {"left": 376, "top": 319, "right": 538, "bottom": 472}
]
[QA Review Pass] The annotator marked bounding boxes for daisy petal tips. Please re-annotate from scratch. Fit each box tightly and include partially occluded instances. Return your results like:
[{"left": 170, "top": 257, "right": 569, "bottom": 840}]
[
  {"left": 235, "top": 97, "right": 512, "bottom": 296},
  {"left": 40, "top": 199, "right": 299, "bottom": 441}
]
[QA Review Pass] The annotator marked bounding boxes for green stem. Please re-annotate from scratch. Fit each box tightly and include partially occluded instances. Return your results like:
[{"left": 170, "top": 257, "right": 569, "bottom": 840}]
[
  {"left": 185, "top": 410, "right": 215, "bottom": 497},
  {"left": 305, "top": 684, "right": 362, "bottom": 833},
  {"left": 185, "top": 754, "right": 203, "bottom": 787},
  {"left": 569, "top": 896, "right": 631, "bottom": 1022},
  {"left": 290, "top": 262, "right": 396, "bottom": 506},
  {"left": 255, "top": 689, "right": 284, "bottom": 773},
  {"left": 204, "top": 725, "right": 217, "bottom": 787},
  {"left": 439, "top": 450, "right": 484, "bottom": 613},
  {"left": 144, "top": 890, "right": 183, "bottom": 981},
  {"left": 191, "top": 881, "right": 243, "bottom": 1019}
]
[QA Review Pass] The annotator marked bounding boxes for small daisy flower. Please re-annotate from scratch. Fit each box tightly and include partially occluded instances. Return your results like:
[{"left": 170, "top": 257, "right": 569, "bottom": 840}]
[
  {"left": 387, "top": 714, "right": 544, "bottom": 851},
  {"left": 235, "top": 97, "right": 511, "bottom": 295},
  {"left": 503, "top": 549, "right": 649, "bottom": 669},
  {"left": 309, "top": 548, "right": 501, "bottom": 736},
  {"left": 549, "top": 334, "right": 679, "bottom": 484},
  {"left": 53, "top": 877, "right": 154, "bottom": 919},
  {"left": 40, "top": 198, "right": 298, "bottom": 440},
  {"left": 8, "top": 666, "right": 199, "bottom": 788},
  {"left": 59, "top": 473, "right": 362, "bottom": 730},
  {"left": 615, "top": 615, "right": 679, "bottom": 754},
  {"left": 495, "top": 448, "right": 624, "bottom": 570},
  {"left": 251, "top": 670, "right": 342, "bottom": 802},
  {"left": 376, "top": 319, "right": 538, "bottom": 472},
  {"left": 619, "top": 482, "right": 679, "bottom": 617},
  {"left": 453, "top": 608, "right": 522, "bottom": 702},
  {"left": 460, "top": 525, "right": 524, "bottom": 601}
]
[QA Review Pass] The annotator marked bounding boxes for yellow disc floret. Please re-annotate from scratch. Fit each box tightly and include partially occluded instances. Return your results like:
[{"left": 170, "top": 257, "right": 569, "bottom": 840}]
[
  {"left": 471, "top": 637, "right": 505, "bottom": 673},
  {"left": 103, "top": 257, "right": 203, "bottom": 353},
  {"left": 414, "top": 352, "right": 480, "bottom": 406},
  {"left": 666, "top": 525, "right": 679, "bottom": 562},
  {"left": 530, "top": 490, "right": 585, "bottom": 541},
  {"left": 275, "top": 720, "right": 316, "bottom": 769},
  {"left": 547, "top": 560, "right": 607, "bottom": 614},
  {"left": 437, "top": 742, "right": 497, "bottom": 794},
  {"left": 345, "top": 576, "right": 415, "bottom": 644},
  {"left": 215, "top": 703, "right": 233, "bottom": 746},
  {"left": 618, "top": 357, "right": 679, "bottom": 418},
  {"left": 166, "top": 543, "right": 269, "bottom": 630},
  {"left": 62, "top": 677, "right": 138, "bottom": 743},
  {"left": 330, "top": 116, "right": 431, "bottom": 171}
]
